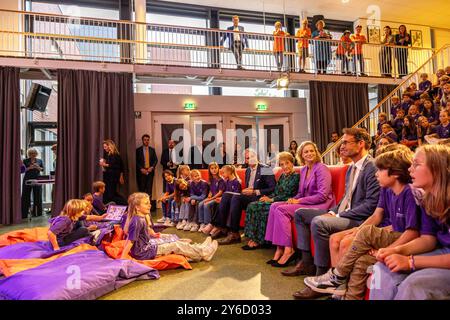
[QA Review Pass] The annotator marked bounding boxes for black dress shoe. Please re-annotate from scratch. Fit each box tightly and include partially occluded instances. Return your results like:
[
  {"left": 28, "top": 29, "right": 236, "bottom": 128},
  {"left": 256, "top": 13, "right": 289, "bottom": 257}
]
[
  {"left": 241, "top": 244, "right": 259, "bottom": 251},
  {"left": 266, "top": 259, "right": 278, "bottom": 265},
  {"left": 271, "top": 252, "right": 298, "bottom": 268}
]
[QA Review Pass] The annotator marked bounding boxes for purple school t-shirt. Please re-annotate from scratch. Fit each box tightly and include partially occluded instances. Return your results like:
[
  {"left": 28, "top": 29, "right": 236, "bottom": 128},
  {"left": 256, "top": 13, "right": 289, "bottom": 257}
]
[
  {"left": 165, "top": 178, "right": 176, "bottom": 194},
  {"left": 210, "top": 177, "right": 226, "bottom": 196},
  {"left": 127, "top": 215, "right": 158, "bottom": 260},
  {"left": 225, "top": 178, "right": 242, "bottom": 193},
  {"left": 434, "top": 123, "right": 450, "bottom": 139},
  {"left": 377, "top": 185, "right": 421, "bottom": 232},
  {"left": 49, "top": 215, "right": 86, "bottom": 243},
  {"left": 190, "top": 180, "right": 209, "bottom": 197},
  {"left": 92, "top": 193, "right": 106, "bottom": 213},
  {"left": 419, "top": 207, "right": 450, "bottom": 248}
]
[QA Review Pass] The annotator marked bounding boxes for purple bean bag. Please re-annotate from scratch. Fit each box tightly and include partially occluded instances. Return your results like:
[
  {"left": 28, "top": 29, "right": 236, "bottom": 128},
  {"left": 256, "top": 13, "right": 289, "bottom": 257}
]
[{"left": 0, "top": 250, "right": 159, "bottom": 300}]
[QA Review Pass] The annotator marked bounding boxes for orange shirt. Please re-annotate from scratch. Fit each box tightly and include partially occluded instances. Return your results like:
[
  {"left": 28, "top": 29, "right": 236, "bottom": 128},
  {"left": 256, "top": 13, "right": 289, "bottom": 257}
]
[
  {"left": 350, "top": 33, "right": 366, "bottom": 54},
  {"left": 273, "top": 30, "right": 286, "bottom": 52},
  {"left": 296, "top": 27, "right": 312, "bottom": 48},
  {"left": 337, "top": 36, "right": 352, "bottom": 55}
]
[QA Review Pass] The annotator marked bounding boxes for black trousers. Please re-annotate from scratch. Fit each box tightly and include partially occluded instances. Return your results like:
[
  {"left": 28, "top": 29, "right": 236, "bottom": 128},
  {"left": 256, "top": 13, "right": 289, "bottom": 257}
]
[
  {"left": 231, "top": 40, "right": 243, "bottom": 67},
  {"left": 353, "top": 54, "right": 365, "bottom": 74},
  {"left": 380, "top": 47, "right": 392, "bottom": 76},
  {"left": 137, "top": 172, "right": 154, "bottom": 198},
  {"left": 395, "top": 48, "right": 409, "bottom": 77},
  {"left": 215, "top": 192, "right": 258, "bottom": 232},
  {"left": 21, "top": 183, "right": 43, "bottom": 219},
  {"left": 60, "top": 227, "right": 90, "bottom": 246}
]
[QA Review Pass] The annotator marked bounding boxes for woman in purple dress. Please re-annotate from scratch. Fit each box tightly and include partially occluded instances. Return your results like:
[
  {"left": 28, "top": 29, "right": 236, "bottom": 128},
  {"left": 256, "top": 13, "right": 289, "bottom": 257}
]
[{"left": 265, "top": 141, "right": 335, "bottom": 267}]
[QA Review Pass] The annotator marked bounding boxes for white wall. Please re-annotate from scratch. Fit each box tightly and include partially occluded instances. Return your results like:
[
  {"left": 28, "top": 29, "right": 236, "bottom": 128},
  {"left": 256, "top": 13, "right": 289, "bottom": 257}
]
[{"left": 134, "top": 93, "right": 309, "bottom": 147}]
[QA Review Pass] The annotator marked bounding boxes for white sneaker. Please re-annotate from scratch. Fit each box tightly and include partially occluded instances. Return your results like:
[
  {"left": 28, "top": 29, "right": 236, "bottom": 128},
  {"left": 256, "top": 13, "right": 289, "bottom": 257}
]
[
  {"left": 183, "top": 222, "right": 192, "bottom": 231},
  {"left": 198, "top": 223, "right": 206, "bottom": 232},
  {"left": 177, "top": 220, "right": 187, "bottom": 230},
  {"left": 156, "top": 217, "right": 166, "bottom": 223},
  {"left": 175, "top": 221, "right": 182, "bottom": 229},
  {"left": 167, "top": 221, "right": 176, "bottom": 227},
  {"left": 190, "top": 223, "right": 199, "bottom": 232},
  {"left": 163, "top": 219, "right": 172, "bottom": 226},
  {"left": 200, "top": 236, "right": 212, "bottom": 248},
  {"left": 202, "top": 240, "right": 219, "bottom": 262}
]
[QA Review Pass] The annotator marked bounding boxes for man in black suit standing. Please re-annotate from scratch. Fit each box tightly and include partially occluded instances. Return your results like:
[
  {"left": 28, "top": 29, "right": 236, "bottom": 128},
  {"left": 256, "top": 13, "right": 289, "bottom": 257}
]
[
  {"left": 189, "top": 135, "right": 207, "bottom": 169},
  {"left": 136, "top": 134, "right": 158, "bottom": 209},
  {"left": 220, "top": 15, "right": 249, "bottom": 70},
  {"left": 160, "top": 139, "right": 183, "bottom": 190}
]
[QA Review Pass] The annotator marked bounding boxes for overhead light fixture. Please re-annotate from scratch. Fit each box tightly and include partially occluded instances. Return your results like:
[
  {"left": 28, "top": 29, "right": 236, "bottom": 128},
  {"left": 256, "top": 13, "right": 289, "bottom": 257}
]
[
  {"left": 277, "top": 74, "right": 290, "bottom": 90},
  {"left": 341, "top": 0, "right": 350, "bottom": 3}
]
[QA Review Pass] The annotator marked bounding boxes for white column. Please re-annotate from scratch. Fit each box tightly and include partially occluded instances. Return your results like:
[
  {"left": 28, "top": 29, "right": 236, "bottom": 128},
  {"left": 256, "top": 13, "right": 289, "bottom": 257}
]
[{"left": 134, "top": 0, "right": 147, "bottom": 64}]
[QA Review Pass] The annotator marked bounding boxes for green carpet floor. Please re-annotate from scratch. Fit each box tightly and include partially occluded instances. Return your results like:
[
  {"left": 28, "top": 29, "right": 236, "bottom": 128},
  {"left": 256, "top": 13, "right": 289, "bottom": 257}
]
[{"left": 0, "top": 212, "right": 308, "bottom": 300}]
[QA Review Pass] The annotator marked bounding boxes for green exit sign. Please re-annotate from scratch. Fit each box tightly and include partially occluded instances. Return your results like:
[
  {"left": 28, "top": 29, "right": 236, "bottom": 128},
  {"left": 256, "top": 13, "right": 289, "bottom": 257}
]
[
  {"left": 184, "top": 102, "right": 197, "bottom": 110},
  {"left": 256, "top": 103, "right": 268, "bottom": 111}
]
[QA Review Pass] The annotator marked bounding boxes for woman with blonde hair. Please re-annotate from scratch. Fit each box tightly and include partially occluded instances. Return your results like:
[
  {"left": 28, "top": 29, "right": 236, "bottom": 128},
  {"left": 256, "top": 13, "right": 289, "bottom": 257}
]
[
  {"left": 242, "top": 152, "right": 299, "bottom": 250},
  {"left": 265, "top": 141, "right": 335, "bottom": 268},
  {"left": 99, "top": 139, "right": 125, "bottom": 204}
]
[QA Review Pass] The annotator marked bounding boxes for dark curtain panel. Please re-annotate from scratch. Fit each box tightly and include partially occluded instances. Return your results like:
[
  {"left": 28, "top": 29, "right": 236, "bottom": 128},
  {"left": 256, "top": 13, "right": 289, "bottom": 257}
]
[
  {"left": 310, "top": 81, "right": 369, "bottom": 152},
  {"left": 378, "top": 84, "right": 397, "bottom": 103},
  {"left": 53, "top": 70, "right": 136, "bottom": 215},
  {"left": 0, "top": 67, "right": 21, "bottom": 225}
]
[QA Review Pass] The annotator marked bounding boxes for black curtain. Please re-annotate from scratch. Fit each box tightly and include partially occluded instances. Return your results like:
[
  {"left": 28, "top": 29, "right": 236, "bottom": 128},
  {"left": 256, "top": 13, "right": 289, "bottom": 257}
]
[
  {"left": 0, "top": 67, "right": 21, "bottom": 225},
  {"left": 378, "top": 84, "right": 397, "bottom": 103},
  {"left": 53, "top": 70, "right": 136, "bottom": 215},
  {"left": 310, "top": 81, "right": 369, "bottom": 152}
]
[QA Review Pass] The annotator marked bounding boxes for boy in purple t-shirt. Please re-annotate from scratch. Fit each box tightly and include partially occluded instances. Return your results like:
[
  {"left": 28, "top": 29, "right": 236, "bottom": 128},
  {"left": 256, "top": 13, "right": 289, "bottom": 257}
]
[
  {"left": 92, "top": 181, "right": 114, "bottom": 214},
  {"left": 157, "top": 170, "right": 176, "bottom": 225},
  {"left": 48, "top": 199, "right": 105, "bottom": 250},
  {"left": 304, "top": 146, "right": 420, "bottom": 299}
]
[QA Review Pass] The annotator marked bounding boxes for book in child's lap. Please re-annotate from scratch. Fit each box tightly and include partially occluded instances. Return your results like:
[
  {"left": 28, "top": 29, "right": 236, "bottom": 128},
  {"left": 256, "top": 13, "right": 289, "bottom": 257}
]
[{"left": 149, "top": 233, "right": 180, "bottom": 246}]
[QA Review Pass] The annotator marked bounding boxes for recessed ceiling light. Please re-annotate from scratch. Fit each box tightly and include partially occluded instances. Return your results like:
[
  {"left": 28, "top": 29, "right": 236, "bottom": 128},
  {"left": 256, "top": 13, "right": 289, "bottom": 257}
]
[{"left": 342, "top": 0, "right": 350, "bottom": 3}]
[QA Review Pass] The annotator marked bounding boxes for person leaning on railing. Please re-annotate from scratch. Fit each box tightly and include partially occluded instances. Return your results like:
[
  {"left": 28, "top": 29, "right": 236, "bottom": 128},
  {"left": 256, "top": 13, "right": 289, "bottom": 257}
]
[
  {"left": 380, "top": 25, "right": 395, "bottom": 77},
  {"left": 311, "top": 20, "right": 332, "bottom": 74},
  {"left": 336, "top": 30, "right": 353, "bottom": 75},
  {"left": 273, "top": 21, "right": 289, "bottom": 72},
  {"left": 295, "top": 19, "right": 311, "bottom": 73},
  {"left": 394, "top": 25, "right": 411, "bottom": 78},
  {"left": 350, "top": 25, "right": 367, "bottom": 76},
  {"left": 220, "top": 15, "right": 249, "bottom": 70}
]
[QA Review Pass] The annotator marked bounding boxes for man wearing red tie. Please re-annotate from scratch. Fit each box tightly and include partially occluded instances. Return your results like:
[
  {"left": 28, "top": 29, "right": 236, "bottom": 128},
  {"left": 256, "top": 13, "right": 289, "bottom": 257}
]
[{"left": 136, "top": 134, "right": 158, "bottom": 210}]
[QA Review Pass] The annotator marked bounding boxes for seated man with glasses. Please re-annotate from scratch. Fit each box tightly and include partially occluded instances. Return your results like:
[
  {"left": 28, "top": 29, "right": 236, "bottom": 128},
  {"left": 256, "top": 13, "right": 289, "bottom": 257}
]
[{"left": 289, "top": 128, "right": 380, "bottom": 299}]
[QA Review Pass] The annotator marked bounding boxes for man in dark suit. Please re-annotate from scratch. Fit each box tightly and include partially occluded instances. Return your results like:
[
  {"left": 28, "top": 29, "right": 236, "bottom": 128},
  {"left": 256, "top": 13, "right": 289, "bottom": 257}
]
[
  {"left": 160, "top": 139, "right": 183, "bottom": 190},
  {"left": 216, "top": 149, "right": 276, "bottom": 245},
  {"left": 136, "top": 134, "right": 158, "bottom": 209},
  {"left": 189, "top": 135, "right": 207, "bottom": 169},
  {"left": 220, "top": 15, "right": 249, "bottom": 70},
  {"left": 288, "top": 128, "right": 380, "bottom": 299}
]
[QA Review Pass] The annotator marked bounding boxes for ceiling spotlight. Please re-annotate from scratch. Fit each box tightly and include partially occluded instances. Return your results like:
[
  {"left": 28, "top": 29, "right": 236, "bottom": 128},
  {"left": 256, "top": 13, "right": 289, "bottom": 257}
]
[
  {"left": 277, "top": 74, "right": 290, "bottom": 90},
  {"left": 341, "top": 0, "right": 350, "bottom": 3}
]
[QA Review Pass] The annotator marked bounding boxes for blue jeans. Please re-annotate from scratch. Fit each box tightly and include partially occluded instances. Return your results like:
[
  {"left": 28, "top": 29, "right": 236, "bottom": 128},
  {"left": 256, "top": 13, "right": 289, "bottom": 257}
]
[
  {"left": 171, "top": 201, "right": 180, "bottom": 222},
  {"left": 369, "top": 247, "right": 450, "bottom": 300},
  {"left": 162, "top": 199, "right": 173, "bottom": 219},
  {"left": 198, "top": 200, "right": 217, "bottom": 225},
  {"left": 179, "top": 202, "right": 191, "bottom": 221}
]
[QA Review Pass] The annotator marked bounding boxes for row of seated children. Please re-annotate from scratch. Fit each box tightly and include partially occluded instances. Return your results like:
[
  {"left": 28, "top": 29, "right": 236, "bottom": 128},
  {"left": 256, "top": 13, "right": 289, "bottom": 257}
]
[
  {"left": 301, "top": 143, "right": 450, "bottom": 300},
  {"left": 47, "top": 194, "right": 219, "bottom": 262},
  {"left": 158, "top": 163, "right": 242, "bottom": 235}
]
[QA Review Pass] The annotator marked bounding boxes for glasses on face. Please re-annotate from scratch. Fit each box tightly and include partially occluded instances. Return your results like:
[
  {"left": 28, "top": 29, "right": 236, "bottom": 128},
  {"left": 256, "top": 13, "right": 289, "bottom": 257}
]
[{"left": 340, "top": 140, "right": 358, "bottom": 146}]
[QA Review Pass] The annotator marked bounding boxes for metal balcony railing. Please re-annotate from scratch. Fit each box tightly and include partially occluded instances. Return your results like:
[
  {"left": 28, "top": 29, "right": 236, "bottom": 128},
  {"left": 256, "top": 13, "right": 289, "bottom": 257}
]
[
  {"left": 322, "top": 44, "right": 450, "bottom": 165},
  {"left": 0, "top": 9, "right": 435, "bottom": 78}
]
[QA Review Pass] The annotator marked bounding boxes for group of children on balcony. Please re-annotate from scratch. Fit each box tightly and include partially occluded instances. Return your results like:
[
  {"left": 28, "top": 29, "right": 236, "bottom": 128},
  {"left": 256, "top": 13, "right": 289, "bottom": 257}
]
[{"left": 375, "top": 69, "right": 450, "bottom": 152}]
